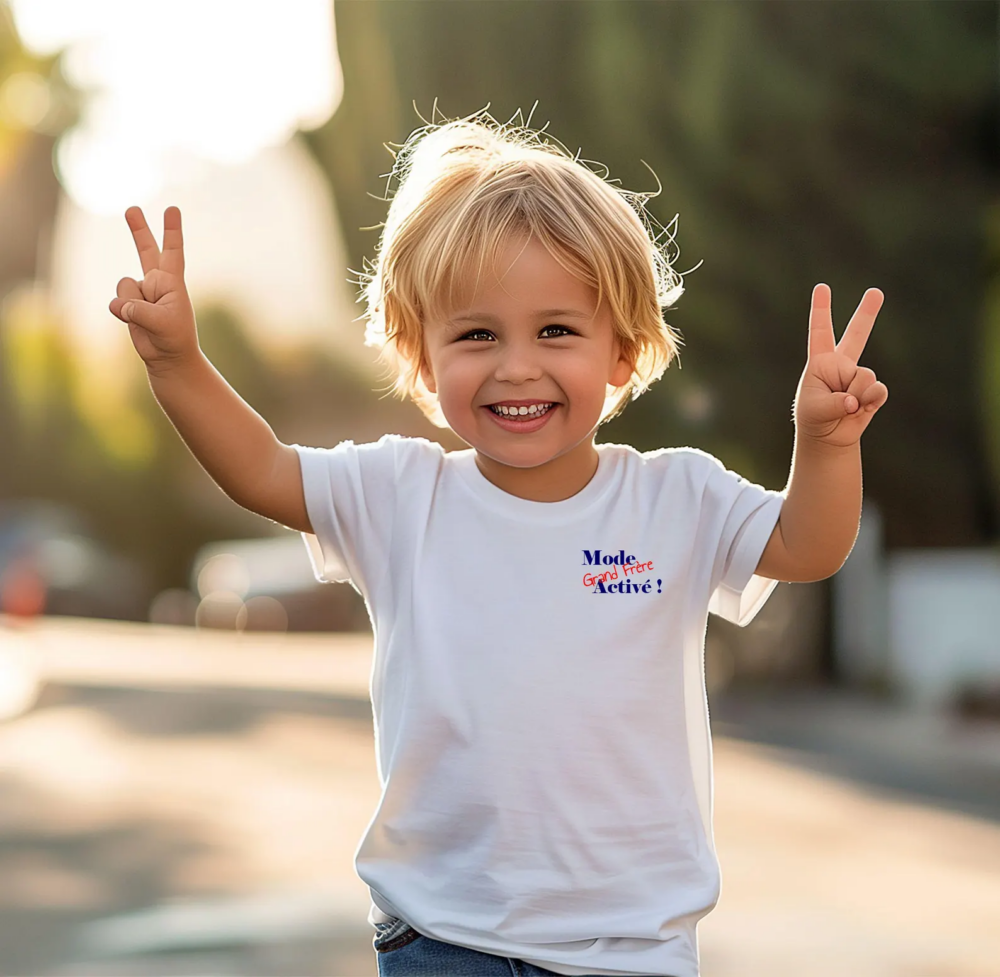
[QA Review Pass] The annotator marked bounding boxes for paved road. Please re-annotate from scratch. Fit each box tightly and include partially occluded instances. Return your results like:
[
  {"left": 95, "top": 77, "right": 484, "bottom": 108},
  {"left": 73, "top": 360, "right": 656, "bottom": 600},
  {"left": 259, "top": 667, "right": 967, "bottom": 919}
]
[{"left": 1, "top": 616, "right": 999, "bottom": 976}]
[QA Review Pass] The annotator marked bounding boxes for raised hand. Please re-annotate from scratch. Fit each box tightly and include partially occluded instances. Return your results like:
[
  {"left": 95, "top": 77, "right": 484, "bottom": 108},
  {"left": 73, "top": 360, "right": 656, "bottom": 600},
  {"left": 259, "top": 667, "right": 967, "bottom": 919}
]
[
  {"left": 793, "top": 283, "right": 889, "bottom": 447},
  {"left": 110, "top": 206, "right": 200, "bottom": 375}
]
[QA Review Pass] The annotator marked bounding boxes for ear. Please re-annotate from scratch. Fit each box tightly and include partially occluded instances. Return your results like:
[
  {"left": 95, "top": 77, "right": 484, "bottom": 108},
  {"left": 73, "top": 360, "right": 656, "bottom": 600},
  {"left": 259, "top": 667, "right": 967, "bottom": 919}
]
[
  {"left": 419, "top": 354, "right": 437, "bottom": 395},
  {"left": 609, "top": 342, "right": 634, "bottom": 389}
]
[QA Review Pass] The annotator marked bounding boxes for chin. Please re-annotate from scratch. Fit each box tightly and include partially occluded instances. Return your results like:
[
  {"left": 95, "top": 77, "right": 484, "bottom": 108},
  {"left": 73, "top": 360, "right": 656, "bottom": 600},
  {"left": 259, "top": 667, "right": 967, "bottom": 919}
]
[
  {"left": 490, "top": 452, "right": 558, "bottom": 470},
  {"left": 477, "top": 440, "right": 568, "bottom": 470}
]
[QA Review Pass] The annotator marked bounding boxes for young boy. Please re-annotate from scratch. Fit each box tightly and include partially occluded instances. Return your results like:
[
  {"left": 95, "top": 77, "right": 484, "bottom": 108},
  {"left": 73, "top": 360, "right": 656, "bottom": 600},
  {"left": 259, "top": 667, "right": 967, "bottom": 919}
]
[{"left": 112, "top": 112, "right": 887, "bottom": 977}]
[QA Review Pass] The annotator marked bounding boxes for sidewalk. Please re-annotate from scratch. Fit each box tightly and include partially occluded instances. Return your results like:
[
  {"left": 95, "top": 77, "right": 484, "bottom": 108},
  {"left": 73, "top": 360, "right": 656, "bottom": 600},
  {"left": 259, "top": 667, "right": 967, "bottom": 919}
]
[
  {"left": 712, "top": 685, "right": 1000, "bottom": 823},
  {"left": 1, "top": 616, "right": 999, "bottom": 976}
]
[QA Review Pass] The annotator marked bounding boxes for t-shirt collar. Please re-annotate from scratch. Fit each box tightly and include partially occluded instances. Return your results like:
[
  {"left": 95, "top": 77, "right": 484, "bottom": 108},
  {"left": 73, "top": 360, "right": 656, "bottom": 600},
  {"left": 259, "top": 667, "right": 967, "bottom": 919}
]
[{"left": 449, "top": 443, "right": 623, "bottom": 523}]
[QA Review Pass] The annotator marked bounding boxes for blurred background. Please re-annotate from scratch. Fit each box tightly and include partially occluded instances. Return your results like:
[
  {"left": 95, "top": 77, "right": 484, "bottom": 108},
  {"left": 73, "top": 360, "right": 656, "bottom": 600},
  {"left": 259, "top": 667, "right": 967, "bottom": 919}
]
[{"left": 0, "top": 1, "right": 998, "bottom": 975}]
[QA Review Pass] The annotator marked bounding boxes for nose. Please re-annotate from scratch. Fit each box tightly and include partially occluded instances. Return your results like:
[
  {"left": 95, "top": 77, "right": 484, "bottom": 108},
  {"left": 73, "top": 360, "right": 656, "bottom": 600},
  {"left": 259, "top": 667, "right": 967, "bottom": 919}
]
[{"left": 493, "top": 338, "right": 543, "bottom": 384}]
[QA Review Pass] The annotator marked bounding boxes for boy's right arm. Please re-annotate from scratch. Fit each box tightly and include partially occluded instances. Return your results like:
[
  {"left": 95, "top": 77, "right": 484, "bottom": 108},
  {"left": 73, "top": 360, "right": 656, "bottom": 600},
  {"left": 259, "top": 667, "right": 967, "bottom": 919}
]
[
  {"left": 147, "top": 352, "right": 313, "bottom": 534},
  {"left": 112, "top": 205, "right": 313, "bottom": 535}
]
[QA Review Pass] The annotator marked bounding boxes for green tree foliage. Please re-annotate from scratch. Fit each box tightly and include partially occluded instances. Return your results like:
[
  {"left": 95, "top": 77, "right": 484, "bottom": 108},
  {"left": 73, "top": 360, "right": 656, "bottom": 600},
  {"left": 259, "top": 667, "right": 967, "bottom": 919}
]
[
  {"left": 0, "top": 286, "right": 414, "bottom": 608},
  {"left": 0, "top": 294, "right": 253, "bottom": 603},
  {"left": 305, "top": 0, "right": 997, "bottom": 547},
  {"left": 981, "top": 203, "right": 1000, "bottom": 516},
  {"left": 0, "top": 6, "right": 441, "bottom": 611}
]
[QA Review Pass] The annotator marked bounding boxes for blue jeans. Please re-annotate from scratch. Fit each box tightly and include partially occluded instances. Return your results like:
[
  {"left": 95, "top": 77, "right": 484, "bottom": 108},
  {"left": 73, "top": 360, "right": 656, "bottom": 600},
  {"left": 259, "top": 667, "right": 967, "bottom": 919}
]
[{"left": 373, "top": 915, "right": 644, "bottom": 976}]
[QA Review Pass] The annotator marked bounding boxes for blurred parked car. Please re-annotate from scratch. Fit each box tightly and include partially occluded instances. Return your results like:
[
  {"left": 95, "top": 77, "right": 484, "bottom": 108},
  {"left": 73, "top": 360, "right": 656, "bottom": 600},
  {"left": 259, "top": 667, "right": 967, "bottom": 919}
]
[
  {"left": 0, "top": 500, "right": 150, "bottom": 621},
  {"left": 149, "top": 535, "right": 369, "bottom": 633}
]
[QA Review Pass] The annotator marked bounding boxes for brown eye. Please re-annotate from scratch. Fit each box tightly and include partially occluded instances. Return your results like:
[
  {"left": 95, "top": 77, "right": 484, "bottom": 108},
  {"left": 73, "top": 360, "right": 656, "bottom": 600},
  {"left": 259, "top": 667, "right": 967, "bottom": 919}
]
[{"left": 540, "top": 325, "right": 574, "bottom": 338}]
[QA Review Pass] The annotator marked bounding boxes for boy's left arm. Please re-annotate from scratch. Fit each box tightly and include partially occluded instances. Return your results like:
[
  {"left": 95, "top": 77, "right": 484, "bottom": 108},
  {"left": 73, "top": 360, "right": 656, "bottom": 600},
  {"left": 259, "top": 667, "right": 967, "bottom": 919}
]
[{"left": 756, "top": 283, "right": 889, "bottom": 583}]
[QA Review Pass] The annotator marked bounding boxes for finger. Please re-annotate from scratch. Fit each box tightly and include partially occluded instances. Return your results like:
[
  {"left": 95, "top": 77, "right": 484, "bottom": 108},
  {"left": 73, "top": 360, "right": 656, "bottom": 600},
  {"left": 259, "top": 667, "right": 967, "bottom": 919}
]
[
  {"left": 860, "top": 380, "right": 888, "bottom": 413},
  {"left": 808, "top": 283, "right": 836, "bottom": 359},
  {"left": 118, "top": 298, "right": 164, "bottom": 331},
  {"left": 837, "top": 288, "right": 883, "bottom": 364},
  {"left": 110, "top": 277, "right": 145, "bottom": 321},
  {"left": 125, "top": 206, "right": 161, "bottom": 277},
  {"left": 845, "top": 366, "right": 877, "bottom": 402},
  {"left": 160, "top": 206, "right": 185, "bottom": 278},
  {"left": 115, "top": 276, "right": 143, "bottom": 299}
]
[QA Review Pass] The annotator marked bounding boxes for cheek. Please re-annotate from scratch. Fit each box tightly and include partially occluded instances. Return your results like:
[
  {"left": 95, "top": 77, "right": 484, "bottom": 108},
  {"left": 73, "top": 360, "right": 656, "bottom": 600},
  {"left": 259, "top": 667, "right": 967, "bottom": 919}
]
[
  {"left": 434, "top": 357, "right": 481, "bottom": 402},
  {"left": 565, "top": 354, "right": 612, "bottom": 392}
]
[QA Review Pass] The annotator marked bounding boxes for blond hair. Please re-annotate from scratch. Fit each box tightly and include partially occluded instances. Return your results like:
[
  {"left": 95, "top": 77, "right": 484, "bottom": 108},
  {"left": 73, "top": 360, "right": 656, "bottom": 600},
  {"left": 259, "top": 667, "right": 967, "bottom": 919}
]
[{"left": 357, "top": 105, "right": 687, "bottom": 427}]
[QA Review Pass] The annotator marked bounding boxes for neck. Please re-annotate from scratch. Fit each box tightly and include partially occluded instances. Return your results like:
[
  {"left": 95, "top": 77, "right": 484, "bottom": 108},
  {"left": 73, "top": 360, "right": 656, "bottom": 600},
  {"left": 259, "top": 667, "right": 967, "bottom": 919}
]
[{"left": 474, "top": 438, "right": 601, "bottom": 502}]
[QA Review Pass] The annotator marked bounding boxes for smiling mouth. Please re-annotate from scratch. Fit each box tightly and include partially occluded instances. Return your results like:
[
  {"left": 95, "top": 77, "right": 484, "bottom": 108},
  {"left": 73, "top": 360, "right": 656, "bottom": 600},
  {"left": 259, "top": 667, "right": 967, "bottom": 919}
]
[{"left": 487, "top": 402, "right": 556, "bottom": 417}]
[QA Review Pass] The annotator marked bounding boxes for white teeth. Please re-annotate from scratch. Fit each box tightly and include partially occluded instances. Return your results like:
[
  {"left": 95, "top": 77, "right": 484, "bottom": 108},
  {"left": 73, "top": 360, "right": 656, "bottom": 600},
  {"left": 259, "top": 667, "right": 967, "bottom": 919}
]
[{"left": 491, "top": 403, "right": 553, "bottom": 418}]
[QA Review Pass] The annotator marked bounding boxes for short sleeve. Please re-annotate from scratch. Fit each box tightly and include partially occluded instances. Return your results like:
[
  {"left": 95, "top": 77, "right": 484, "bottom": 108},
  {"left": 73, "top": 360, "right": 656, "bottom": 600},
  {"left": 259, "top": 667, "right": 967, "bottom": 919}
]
[
  {"left": 700, "top": 453, "right": 785, "bottom": 627},
  {"left": 290, "top": 434, "right": 403, "bottom": 590}
]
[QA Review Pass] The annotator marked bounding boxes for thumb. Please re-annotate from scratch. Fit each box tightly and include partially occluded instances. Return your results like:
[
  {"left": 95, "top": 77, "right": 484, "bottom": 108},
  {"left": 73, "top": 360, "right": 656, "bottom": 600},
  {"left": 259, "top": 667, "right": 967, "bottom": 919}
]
[
  {"left": 802, "top": 389, "right": 859, "bottom": 424},
  {"left": 833, "top": 391, "right": 860, "bottom": 415},
  {"left": 121, "top": 299, "right": 156, "bottom": 326}
]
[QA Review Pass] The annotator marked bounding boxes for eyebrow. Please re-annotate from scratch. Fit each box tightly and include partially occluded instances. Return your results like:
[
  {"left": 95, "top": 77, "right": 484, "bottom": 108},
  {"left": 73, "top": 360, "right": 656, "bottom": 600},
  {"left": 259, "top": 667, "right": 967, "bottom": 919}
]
[{"left": 447, "top": 308, "right": 592, "bottom": 325}]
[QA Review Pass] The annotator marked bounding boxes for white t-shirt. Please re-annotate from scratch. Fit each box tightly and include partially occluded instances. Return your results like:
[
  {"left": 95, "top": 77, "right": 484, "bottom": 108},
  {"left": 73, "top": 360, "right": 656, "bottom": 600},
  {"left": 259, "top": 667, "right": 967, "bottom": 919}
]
[{"left": 293, "top": 435, "right": 784, "bottom": 977}]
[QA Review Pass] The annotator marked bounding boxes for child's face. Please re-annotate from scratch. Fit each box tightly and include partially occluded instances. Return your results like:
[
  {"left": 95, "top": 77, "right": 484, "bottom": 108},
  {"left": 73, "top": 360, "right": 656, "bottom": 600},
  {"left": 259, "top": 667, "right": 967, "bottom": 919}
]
[{"left": 421, "top": 236, "right": 633, "bottom": 473}]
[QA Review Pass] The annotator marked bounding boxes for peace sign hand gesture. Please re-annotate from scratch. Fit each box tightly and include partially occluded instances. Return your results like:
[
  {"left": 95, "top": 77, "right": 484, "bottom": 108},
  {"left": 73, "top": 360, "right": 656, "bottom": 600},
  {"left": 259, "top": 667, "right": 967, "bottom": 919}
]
[
  {"left": 793, "top": 284, "right": 889, "bottom": 448},
  {"left": 110, "top": 206, "right": 200, "bottom": 377}
]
